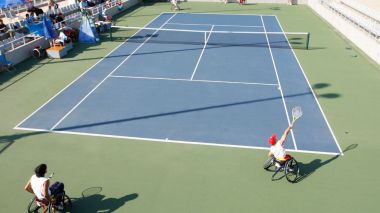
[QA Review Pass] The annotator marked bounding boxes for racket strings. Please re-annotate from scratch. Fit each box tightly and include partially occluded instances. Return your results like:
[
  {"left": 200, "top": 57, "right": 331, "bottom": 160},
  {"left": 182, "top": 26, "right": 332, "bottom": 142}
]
[{"left": 292, "top": 106, "right": 303, "bottom": 121}]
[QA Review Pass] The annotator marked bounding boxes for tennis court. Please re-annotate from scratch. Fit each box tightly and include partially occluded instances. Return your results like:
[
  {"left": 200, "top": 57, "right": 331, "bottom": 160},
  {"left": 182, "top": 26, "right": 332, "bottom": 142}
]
[
  {"left": 2, "top": 2, "right": 380, "bottom": 213},
  {"left": 15, "top": 12, "right": 341, "bottom": 155}
]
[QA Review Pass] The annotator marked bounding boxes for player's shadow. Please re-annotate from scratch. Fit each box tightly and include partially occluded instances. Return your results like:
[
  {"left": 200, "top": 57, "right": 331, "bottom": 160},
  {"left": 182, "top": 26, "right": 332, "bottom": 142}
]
[
  {"left": 72, "top": 187, "right": 138, "bottom": 212},
  {"left": 295, "top": 144, "right": 358, "bottom": 183},
  {"left": 0, "top": 131, "right": 46, "bottom": 155}
]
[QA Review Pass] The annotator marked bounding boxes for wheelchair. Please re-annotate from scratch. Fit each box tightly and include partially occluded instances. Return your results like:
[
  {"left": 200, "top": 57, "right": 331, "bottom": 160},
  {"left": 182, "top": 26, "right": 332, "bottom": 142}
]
[
  {"left": 27, "top": 191, "right": 72, "bottom": 213},
  {"left": 263, "top": 155, "right": 299, "bottom": 183}
]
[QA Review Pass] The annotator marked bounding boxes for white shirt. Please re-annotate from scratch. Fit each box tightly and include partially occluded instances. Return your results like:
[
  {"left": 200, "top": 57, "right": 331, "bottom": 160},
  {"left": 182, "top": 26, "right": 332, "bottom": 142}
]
[
  {"left": 30, "top": 175, "right": 49, "bottom": 199},
  {"left": 270, "top": 142, "right": 286, "bottom": 159}
]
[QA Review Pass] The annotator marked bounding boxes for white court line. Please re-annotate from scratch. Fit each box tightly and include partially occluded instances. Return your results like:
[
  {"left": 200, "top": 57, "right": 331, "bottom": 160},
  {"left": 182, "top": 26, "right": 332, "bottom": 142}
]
[
  {"left": 13, "top": 14, "right": 165, "bottom": 130},
  {"left": 13, "top": 127, "right": 340, "bottom": 155},
  {"left": 274, "top": 16, "right": 344, "bottom": 155},
  {"left": 49, "top": 13, "right": 178, "bottom": 131},
  {"left": 13, "top": 12, "right": 341, "bottom": 157},
  {"left": 260, "top": 15, "right": 298, "bottom": 150},
  {"left": 166, "top": 22, "right": 264, "bottom": 28},
  {"left": 110, "top": 75, "right": 279, "bottom": 86},
  {"left": 164, "top": 12, "right": 276, "bottom": 17},
  {"left": 14, "top": 127, "right": 52, "bottom": 132},
  {"left": 191, "top": 25, "right": 214, "bottom": 80}
]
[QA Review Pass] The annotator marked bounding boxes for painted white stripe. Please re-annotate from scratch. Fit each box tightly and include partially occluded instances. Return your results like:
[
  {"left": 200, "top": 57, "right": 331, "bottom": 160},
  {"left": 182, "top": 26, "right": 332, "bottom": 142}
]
[
  {"left": 14, "top": 127, "right": 52, "bottom": 132},
  {"left": 163, "top": 12, "right": 277, "bottom": 17},
  {"left": 286, "top": 148, "right": 341, "bottom": 156},
  {"left": 13, "top": 14, "right": 164, "bottom": 130},
  {"left": 110, "top": 75, "right": 279, "bottom": 86},
  {"left": 274, "top": 16, "right": 344, "bottom": 155},
  {"left": 13, "top": 127, "right": 340, "bottom": 155},
  {"left": 49, "top": 13, "right": 178, "bottom": 131},
  {"left": 191, "top": 25, "right": 214, "bottom": 80},
  {"left": 260, "top": 15, "right": 298, "bottom": 150},
  {"left": 166, "top": 22, "right": 264, "bottom": 28}
]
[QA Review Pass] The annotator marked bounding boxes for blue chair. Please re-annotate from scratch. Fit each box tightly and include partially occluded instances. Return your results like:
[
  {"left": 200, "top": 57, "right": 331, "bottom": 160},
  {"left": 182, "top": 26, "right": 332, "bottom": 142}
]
[{"left": 0, "top": 51, "right": 13, "bottom": 72}]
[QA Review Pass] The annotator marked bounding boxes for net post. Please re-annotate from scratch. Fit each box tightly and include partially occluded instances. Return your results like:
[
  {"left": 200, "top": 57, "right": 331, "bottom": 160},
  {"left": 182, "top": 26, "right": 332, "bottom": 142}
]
[{"left": 306, "top": 32, "right": 310, "bottom": 50}]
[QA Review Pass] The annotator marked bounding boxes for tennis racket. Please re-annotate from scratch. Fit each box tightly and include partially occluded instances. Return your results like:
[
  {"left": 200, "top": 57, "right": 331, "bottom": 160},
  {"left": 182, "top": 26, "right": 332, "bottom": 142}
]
[
  {"left": 48, "top": 172, "right": 54, "bottom": 179},
  {"left": 291, "top": 106, "right": 303, "bottom": 125}
]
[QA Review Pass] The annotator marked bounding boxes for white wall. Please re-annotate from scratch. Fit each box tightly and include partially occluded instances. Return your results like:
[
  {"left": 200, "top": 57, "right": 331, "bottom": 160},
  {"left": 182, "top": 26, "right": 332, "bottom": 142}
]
[
  {"left": 6, "top": 37, "right": 50, "bottom": 65},
  {"left": 307, "top": 0, "right": 380, "bottom": 64}
]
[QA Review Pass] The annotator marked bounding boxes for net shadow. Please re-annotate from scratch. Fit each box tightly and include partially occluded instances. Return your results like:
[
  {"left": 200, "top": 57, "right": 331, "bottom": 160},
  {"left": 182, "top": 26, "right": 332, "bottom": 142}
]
[
  {"left": 111, "top": 34, "right": 309, "bottom": 50},
  {"left": 54, "top": 91, "right": 315, "bottom": 131}
]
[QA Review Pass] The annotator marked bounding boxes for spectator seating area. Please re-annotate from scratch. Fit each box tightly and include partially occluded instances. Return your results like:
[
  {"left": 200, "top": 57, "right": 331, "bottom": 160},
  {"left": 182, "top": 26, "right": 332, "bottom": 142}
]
[
  {"left": 0, "top": 0, "right": 66, "bottom": 19},
  {"left": 323, "top": 0, "right": 380, "bottom": 39},
  {"left": 340, "top": 0, "right": 380, "bottom": 23},
  {"left": 0, "top": 0, "right": 139, "bottom": 70},
  {"left": 0, "top": 0, "right": 123, "bottom": 54}
]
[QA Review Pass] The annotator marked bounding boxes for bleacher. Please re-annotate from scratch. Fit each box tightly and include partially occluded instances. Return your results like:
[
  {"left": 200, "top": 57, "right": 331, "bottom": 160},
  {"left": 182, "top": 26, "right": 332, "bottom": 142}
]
[
  {"left": 340, "top": 0, "right": 380, "bottom": 24},
  {"left": 0, "top": 0, "right": 138, "bottom": 68},
  {"left": 0, "top": 0, "right": 92, "bottom": 54},
  {"left": 0, "top": 0, "right": 67, "bottom": 19},
  {"left": 322, "top": 0, "right": 380, "bottom": 39},
  {"left": 0, "top": 0, "right": 80, "bottom": 53}
]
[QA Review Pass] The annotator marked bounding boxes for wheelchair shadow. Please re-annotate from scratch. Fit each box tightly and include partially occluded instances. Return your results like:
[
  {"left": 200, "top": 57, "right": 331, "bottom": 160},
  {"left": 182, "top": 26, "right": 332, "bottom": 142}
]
[
  {"left": 295, "top": 144, "right": 358, "bottom": 183},
  {"left": 71, "top": 187, "right": 138, "bottom": 212}
]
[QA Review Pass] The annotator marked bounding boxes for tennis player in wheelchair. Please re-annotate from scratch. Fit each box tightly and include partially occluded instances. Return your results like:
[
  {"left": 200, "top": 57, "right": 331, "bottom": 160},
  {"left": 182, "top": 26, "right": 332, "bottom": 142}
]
[
  {"left": 268, "top": 124, "right": 293, "bottom": 167},
  {"left": 24, "top": 164, "right": 64, "bottom": 212},
  {"left": 264, "top": 124, "right": 300, "bottom": 183}
]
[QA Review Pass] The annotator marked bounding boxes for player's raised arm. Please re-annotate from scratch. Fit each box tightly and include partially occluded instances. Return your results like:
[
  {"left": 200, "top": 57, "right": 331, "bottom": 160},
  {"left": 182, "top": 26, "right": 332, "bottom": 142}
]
[{"left": 278, "top": 125, "right": 292, "bottom": 146}]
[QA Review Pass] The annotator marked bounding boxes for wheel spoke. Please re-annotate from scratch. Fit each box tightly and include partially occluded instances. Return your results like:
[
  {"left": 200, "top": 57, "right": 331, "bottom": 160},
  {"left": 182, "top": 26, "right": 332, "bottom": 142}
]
[{"left": 285, "top": 159, "right": 299, "bottom": 183}]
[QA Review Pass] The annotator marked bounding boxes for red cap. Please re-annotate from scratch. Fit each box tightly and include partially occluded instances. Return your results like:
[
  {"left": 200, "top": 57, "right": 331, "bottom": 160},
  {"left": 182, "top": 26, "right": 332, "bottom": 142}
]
[{"left": 268, "top": 134, "right": 277, "bottom": 145}]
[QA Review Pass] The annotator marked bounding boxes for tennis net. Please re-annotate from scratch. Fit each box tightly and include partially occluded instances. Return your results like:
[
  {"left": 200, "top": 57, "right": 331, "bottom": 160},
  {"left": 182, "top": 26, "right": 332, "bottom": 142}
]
[{"left": 109, "top": 25, "right": 311, "bottom": 50}]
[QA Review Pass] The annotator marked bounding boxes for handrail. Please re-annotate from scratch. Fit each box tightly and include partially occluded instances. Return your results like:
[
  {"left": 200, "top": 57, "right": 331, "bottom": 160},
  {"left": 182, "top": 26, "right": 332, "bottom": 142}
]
[
  {"left": 324, "top": 0, "right": 380, "bottom": 39},
  {"left": 0, "top": 33, "right": 41, "bottom": 52}
]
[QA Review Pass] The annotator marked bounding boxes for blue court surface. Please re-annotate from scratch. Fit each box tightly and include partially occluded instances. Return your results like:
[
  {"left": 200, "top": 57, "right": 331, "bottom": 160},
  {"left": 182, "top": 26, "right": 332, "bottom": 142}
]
[{"left": 15, "top": 13, "right": 342, "bottom": 155}]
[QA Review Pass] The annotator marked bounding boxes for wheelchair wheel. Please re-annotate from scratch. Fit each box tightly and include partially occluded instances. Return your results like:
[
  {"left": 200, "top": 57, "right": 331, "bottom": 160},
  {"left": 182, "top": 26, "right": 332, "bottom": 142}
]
[
  {"left": 54, "top": 194, "right": 72, "bottom": 213},
  {"left": 63, "top": 194, "right": 72, "bottom": 212},
  {"left": 27, "top": 197, "right": 41, "bottom": 213},
  {"left": 285, "top": 158, "right": 299, "bottom": 183},
  {"left": 32, "top": 46, "right": 46, "bottom": 58},
  {"left": 263, "top": 157, "right": 275, "bottom": 171}
]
